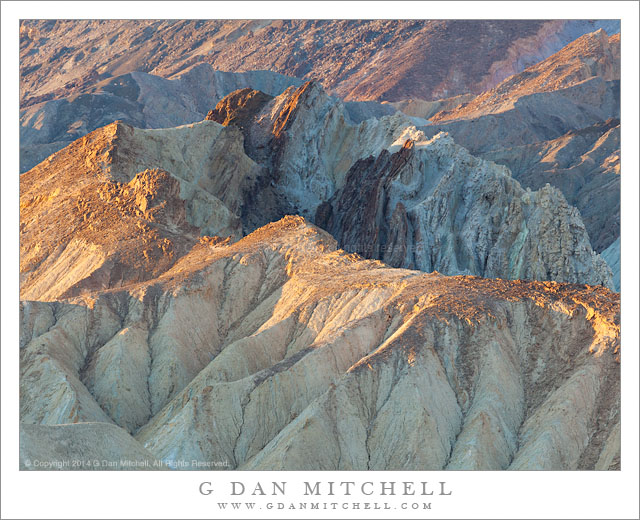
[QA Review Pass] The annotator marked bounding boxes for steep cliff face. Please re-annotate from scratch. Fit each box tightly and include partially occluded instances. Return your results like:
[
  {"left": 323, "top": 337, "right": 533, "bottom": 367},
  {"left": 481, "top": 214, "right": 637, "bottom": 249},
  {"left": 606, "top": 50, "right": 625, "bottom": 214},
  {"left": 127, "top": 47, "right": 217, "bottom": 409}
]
[
  {"left": 317, "top": 132, "right": 614, "bottom": 289},
  {"left": 19, "top": 217, "right": 620, "bottom": 470},
  {"left": 19, "top": 19, "right": 619, "bottom": 106},
  {"left": 19, "top": 120, "right": 259, "bottom": 300},
  {"left": 206, "top": 82, "right": 415, "bottom": 229}
]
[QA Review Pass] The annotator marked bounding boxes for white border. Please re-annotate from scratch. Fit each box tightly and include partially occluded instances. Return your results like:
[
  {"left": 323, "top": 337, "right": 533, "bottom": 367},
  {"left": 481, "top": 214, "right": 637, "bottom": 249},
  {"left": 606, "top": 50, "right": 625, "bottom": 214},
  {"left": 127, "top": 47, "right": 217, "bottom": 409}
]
[{"left": 2, "top": 2, "right": 638, "bottom": 519}]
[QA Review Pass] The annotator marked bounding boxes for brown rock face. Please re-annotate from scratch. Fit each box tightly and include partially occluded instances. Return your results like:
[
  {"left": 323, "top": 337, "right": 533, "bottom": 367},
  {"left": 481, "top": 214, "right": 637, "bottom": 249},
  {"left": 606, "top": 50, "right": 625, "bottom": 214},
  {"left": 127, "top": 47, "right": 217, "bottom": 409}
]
[
  {"left": 316, "top": 140, "right": 415, "bottom": 259},
  {"left": 205, "top": 88, "right": 273, "bottom": 131},
  {"left": 19, "top": 119, "right": 263, "bottom": 301}
]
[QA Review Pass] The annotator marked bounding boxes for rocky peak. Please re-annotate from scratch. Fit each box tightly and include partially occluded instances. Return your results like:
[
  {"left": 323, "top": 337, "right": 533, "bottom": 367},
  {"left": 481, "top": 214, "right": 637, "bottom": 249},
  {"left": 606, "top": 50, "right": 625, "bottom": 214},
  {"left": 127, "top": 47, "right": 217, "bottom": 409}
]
[
  {"left": 19, "top": 119, "right": 264, "bottom": 300},
  {"left": 318, "top": 131, "right": 614, "bottom": 289},
  {"left": 268, "top": 81, "right": 323, "bottom": 138},
  {"left": 205, "top": 87, "right": 274, "bottom": 131}
]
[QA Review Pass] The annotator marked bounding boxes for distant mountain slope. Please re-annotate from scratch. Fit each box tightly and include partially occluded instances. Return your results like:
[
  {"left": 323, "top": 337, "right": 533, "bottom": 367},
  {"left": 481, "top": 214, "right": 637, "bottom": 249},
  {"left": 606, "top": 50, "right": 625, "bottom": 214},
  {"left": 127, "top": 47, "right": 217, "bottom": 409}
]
[
  {"left": 20, "top": 19, "right": 619, "bottom": 106},
  {"left": 431, "top": 30, "right": 620, "bottom": 122},
  {"left": 483, "top": 119, "right": 620, "bottom": 252},
  {"left": 19, "top": 64, "right": 398, "bottom": 173}
]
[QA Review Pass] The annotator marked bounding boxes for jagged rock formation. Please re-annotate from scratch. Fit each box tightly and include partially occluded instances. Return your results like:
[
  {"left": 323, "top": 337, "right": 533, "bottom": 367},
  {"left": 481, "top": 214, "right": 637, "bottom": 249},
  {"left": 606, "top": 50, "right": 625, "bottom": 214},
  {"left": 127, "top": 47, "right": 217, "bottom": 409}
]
[
  {"left": 19, "top": 216, "right": 621, "bottom": 470},
  {"left": 316, "top": 132, "right": 614, "bottom": 289},
  {"left": 19, "top": 120, "right": 259, "bottom": 300},
  {"left": 206, "top": 81, "right": 415, "bottom": 229},
  {"left": 20, "top": 64, "right": 400, "bottom": 174},
  {"left": 17, "top": 19, "right": 623, "bottom": 475},
  {"left": 483, "top": 119, "right": 620, "bottom": 252},
  {"left": 21, "top": 82, "right": 613, "bottom": 296},
  {"left": 19, "top": 24, "right": 621, "bottom": 271},
  {"left": 19, "top": 65, "right": 303, "bottom": 172},
  {"left": 203, "top": 82, "right": 612, "bottom": 288},
  {"left": 20, "top": 20, "right": 619, "bottom": 106}
]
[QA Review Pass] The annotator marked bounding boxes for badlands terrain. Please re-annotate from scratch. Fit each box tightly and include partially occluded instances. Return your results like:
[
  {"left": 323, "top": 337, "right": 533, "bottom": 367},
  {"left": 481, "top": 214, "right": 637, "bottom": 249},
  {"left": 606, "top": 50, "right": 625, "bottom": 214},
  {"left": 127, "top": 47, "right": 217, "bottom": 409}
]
[{"left": 19, "top": 21, "right": 621, "bottom": 470}]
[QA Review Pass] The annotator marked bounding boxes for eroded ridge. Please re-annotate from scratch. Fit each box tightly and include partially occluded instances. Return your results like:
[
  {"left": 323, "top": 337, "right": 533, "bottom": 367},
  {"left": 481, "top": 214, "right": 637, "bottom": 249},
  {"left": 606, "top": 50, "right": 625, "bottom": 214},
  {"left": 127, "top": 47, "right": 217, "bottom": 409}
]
[{"left": 20, "top": 216, "right": 620, "bottom": 470}]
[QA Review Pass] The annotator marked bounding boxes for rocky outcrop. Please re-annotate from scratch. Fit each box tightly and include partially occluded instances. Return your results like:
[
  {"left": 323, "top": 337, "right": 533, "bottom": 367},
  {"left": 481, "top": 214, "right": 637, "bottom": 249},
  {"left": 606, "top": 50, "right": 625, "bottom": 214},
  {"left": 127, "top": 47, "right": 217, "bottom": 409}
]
[
  {"left": 317, "top": 132, "right": 614, "bottom": 289},
  {"left": 209, "top": 82, "right": 415, "bottom": 230},
  {"left": 17, "top": 20, "right": 623, "bottom": 475},
  {"left": 20, "top": 20, "right": 619, "bottom": 106},
  {"left": 19, "top": 216, "right": 621, "bottom": 470},
  {"left": 483, "top": 119, "right": 620, "bottom": 252},
  {"left": 19, "top": 120, "right": 260, "bottom": 300},
  {"left": 20, "top": 64, "right": 401, "bottom": 173},
  {"left": 21, "top": 82, "right": 614, "bottom": 295},
  {"left": 205, "top": 87, "right": 274, "bottom": 130}
]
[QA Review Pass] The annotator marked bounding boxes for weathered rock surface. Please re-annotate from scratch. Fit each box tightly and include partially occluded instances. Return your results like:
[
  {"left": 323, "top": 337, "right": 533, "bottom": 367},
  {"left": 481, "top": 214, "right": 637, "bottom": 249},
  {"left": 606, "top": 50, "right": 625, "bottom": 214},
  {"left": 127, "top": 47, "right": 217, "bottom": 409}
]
[
  {"left": 19, "top": 217, "right": 621, "bottom": 470},
  {"left": 207, "top": 82, "right": 415, "bottom": 229},
  {"left": 19, "top": 120, "right": 259, "bottom": 300},
  {"left": 20, "top": 20, "right": 619, "bottom": 106},
  {"left": 317, "top": 131, "right": 614, "bottom": 289},
  {"left": 21, "top": 82, "right": 613, "bottom": 296},
  {"left": 419, "top": 30, "right": 620, "bottom": 253},
  {"left": 20, "top": 64, "right": 400, "bottom": 173},
  {"left": 483, "top": 119, "right": 620, "bottom": 253},
  {"left": 17, "top": 20, "right": 623, "bottom": 474},
  {"left": 20, "top": 423, "right": 165, "bottom": 470}
]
